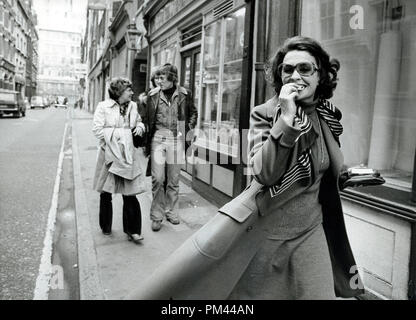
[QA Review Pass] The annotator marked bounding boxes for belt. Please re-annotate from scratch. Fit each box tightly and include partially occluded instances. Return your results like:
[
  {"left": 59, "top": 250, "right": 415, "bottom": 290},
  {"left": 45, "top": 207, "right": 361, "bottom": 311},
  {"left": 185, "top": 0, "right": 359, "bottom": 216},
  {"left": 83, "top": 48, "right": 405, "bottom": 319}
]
[{"left": 103, "top": 125, "right": 131, "bottom": 129}]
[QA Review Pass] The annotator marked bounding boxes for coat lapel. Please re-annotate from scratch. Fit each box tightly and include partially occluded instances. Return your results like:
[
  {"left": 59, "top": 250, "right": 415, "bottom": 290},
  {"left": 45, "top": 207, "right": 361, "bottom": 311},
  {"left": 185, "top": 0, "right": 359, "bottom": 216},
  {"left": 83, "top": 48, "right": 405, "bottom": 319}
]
[{"left": 320, "top": 118, "right": 343, "bottom": 179}]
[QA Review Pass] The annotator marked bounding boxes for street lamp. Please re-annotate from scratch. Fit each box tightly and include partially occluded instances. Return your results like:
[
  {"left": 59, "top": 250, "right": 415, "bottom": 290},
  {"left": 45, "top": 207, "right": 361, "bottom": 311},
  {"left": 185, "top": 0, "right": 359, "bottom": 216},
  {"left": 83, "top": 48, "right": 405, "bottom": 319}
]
[{"left": 125, "top": 24, "right": 143, "bottom": 51}]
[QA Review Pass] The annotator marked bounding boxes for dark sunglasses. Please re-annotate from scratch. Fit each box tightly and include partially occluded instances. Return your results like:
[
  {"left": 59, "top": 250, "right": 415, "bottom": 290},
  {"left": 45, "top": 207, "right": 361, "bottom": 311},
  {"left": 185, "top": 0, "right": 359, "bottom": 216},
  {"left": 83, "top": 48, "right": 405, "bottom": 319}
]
[{"left": 278, "top": 62, "right": 319, "bottom": 77}]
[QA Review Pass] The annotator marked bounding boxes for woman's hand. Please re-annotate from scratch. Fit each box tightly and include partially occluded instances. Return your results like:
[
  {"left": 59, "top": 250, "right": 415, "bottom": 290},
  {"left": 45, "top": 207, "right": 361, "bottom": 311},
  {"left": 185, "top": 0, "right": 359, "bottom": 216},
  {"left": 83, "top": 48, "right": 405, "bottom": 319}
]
[
  {"left": 278, "top": 83, "right": 299, "bottom": 125},
  {"left": 133, "top": 126, "right": 144, "bottom": 137}
]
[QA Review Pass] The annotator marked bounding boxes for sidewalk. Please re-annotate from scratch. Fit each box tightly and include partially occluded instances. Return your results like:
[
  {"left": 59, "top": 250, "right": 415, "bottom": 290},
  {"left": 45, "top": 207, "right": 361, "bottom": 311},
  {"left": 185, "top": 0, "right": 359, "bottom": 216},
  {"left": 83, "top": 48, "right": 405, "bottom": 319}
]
[{"left": 70, "top": 108, "right": 218, "bottom": 300}]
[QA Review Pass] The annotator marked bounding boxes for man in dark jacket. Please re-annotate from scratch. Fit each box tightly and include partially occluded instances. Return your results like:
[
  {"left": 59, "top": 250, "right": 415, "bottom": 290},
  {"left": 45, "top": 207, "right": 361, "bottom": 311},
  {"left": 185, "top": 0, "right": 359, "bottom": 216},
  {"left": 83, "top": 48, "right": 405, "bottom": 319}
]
[{"left": 141, "top": 63, "right": 197, "bottom": 231}]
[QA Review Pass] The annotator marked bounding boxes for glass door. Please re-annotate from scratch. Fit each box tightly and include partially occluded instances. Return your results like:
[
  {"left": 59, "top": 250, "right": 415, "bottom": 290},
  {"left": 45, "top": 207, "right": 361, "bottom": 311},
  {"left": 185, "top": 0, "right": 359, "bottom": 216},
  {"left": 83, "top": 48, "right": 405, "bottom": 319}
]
[{"left": 181, "top": 47, "right": 201, "bottom": 174}]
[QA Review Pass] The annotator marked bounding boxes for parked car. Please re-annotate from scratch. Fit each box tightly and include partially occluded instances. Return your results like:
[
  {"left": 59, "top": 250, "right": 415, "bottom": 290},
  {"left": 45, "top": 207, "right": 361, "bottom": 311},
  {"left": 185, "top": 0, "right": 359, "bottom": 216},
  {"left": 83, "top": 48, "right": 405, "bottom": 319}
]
[
  {"left": 55, "top": 96, "right": 68, "bottom": 109},
  {"left": 0, "top": 89, "right": 26, "bottom": 118},
  {"left": 30, "top": 95, "right": 46, "bottom": 109}
]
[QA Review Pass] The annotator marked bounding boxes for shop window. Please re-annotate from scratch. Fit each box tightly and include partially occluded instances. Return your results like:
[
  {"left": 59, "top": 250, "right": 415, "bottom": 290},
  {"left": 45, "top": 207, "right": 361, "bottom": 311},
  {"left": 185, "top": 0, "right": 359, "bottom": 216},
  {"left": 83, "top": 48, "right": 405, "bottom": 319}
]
[
  {"left": 300, "top": 0, "right": 416, "bottom": 197},
  {"left": 340, "top": 0, "right": 357, "bottom": 37},
  {"left": 150, "top": 0, "right": 191, "bottom": 33},
  {"left": 320, "top": 0, "right": 335, "bottom": 40},
  {"left": 199, "top": 20, "right": 221, "bottom": 154},
  {"left": 180, "top": 21, "right": 202, "bottom": 47},
  {"left": 152, "top": 42, "right": 176, "bottom": 69},
  {"left": 4, "top": 10, "right": 9, "bottom": 29},
  {"left": 197, "top": 7, "right": 245, "bottom": 158},
  {"left": 0, "top": 38, "right": 4, "bottom": 57}
]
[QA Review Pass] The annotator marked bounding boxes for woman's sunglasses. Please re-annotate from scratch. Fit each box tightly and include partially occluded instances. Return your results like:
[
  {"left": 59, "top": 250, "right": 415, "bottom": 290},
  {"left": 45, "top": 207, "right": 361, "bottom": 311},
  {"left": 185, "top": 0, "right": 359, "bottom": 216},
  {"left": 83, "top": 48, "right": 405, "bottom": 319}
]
[{"left": 278, "top": 62, "right": 319, "bottom": 77}]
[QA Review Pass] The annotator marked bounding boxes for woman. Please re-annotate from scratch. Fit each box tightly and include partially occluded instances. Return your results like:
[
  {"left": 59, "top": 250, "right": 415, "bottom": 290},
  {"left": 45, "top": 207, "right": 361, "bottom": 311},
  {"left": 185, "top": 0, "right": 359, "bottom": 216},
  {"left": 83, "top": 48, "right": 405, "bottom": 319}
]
[
  {"left": 126, "top": 36, "right": 364, "bottom": 300},
  {"left": 92, "top": 77, "right": 146, "bottom": 244},
  {"left": 226, "top": 36, "right": 363, "bottom": 299}
]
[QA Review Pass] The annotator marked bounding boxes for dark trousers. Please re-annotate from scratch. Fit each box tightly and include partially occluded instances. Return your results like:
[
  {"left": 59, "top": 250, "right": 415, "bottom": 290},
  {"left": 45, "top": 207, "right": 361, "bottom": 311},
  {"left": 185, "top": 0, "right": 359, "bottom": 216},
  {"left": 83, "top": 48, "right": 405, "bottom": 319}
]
[{"left": 99, "top": 192, "right": 142, "bottom": 234}]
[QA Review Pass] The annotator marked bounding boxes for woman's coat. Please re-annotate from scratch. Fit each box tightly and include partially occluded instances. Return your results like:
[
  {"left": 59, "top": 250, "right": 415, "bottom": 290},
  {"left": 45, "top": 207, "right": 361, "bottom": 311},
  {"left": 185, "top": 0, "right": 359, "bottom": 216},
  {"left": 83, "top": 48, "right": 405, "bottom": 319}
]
[
  {"left": 126, "top": 96, "right": 364, "bottom": 299},
  {"left": 92, "top": 99, "right": 146, "bottom": 195},
  {"left": 247, "top": 96, "right": 364, "bottom": 298}
]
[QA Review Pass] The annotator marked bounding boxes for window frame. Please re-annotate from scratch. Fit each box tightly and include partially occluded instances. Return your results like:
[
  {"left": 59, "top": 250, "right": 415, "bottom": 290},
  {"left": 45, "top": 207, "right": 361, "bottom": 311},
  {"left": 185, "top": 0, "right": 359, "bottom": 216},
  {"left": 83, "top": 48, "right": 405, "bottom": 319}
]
[
  {"left": 196, "top": 5, "right": 246, "bottom": 159},
  {"left": 297, "top": 0, "right": 416, "bottom": 212}
]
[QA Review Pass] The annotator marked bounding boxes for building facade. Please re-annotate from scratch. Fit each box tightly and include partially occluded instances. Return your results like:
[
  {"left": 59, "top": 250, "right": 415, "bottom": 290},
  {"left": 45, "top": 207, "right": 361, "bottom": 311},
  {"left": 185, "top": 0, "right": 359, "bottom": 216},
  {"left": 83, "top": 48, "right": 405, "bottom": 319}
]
[
  {"left": 12, "top": 0, "right": 29, "bottom": 93},
  {"left": 24, "top": 0, "right": 38, "bottom": 99},
  {"left": 33, "top": 0, "right": 87, "bottom": 104},
  {"left": 143, "top": 0, "right": 253, "bottom": 205},
  {"left": 0, "top": 0, "right": 17, "bottom": 90},
  {"left": 0, "top": 0, "right": 38, "bottom": 96},
  {"left": 83, "top": 0, "right": 148, "bottom": 112},
  {"left": 37, "top": 29, "right": 85, "bottom": 103},
  {"left": 142, "top": 0, "right": 416, "bottom": 300}
]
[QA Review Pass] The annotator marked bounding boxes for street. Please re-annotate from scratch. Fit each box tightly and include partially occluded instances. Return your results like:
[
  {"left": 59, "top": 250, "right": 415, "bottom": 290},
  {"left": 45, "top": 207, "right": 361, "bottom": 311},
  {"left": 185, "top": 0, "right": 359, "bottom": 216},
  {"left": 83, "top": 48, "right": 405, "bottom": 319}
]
[
  {"left": 0, "top": 106, "right": 218, "bottom": 300},
  {"left": 1, "top": 0, "right": 414, "bottom": 302},
  {"left": 0, "top": 108, "right": 68, "bottom": 300}
]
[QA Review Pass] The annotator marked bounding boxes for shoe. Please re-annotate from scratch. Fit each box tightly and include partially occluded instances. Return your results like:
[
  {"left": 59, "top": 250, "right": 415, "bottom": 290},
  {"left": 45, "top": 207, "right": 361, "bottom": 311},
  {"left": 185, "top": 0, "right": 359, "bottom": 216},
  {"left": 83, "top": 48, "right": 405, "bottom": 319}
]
[
  {"left": 102, "top": 231, "right": 112, "bottom": 236},
  {"left": 166, "top": 216, "right": 180, "bottom": 225},
  {"left": 151, "top": 220, "right": 162, "bottom": 232},
  {"left": 127, "top": 233, "right": 144, "bottom": 244}
]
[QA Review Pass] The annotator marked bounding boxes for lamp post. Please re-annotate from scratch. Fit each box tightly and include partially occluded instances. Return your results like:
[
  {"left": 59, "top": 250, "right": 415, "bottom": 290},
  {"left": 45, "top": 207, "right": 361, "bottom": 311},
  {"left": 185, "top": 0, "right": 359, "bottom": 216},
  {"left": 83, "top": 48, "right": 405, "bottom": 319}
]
[
  {"left": 125, "top": 23, "right": 146, "bottom": 101},
  {"left": 125, "top": 24, "right": 142, "bottom": 51}
]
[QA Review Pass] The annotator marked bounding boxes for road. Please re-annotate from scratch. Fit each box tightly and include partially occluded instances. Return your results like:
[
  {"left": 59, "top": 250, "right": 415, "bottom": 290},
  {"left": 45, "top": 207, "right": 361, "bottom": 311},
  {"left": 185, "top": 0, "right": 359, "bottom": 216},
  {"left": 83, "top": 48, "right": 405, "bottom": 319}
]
[
  {"left": 0, "top": 106, "right": 219, "bottom": 300},
  {"left": 0, "top": 107, "right": 68, "bottom": 300}
]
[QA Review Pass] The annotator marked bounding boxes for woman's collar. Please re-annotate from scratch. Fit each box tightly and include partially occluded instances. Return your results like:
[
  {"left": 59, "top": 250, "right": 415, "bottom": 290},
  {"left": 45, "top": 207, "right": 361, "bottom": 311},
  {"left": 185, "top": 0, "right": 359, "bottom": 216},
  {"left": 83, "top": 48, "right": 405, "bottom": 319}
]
[{"left": 298, "top": 99, "right": 319, "bottom": 114}]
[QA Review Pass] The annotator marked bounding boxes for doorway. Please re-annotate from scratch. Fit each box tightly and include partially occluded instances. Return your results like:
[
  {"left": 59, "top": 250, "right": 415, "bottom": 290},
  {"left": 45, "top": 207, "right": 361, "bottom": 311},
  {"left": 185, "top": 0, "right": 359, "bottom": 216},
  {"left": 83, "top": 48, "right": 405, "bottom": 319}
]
[{"left": 181, "top": 47, "right": 201, "bottom": 174}]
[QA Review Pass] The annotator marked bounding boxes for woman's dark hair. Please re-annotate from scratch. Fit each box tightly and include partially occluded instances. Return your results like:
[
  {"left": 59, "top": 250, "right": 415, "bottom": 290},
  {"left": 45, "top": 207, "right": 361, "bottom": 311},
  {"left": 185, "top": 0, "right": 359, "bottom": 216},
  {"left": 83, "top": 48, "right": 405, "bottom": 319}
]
[
  {"left": 108, "top": 77, "right": 132, "bottom": 101},
  {"left": 266, "top": 36, "right": 340, "bottom": 99},
  {"left": 157, "top": 63, "right": 178, "bottom": 84}
]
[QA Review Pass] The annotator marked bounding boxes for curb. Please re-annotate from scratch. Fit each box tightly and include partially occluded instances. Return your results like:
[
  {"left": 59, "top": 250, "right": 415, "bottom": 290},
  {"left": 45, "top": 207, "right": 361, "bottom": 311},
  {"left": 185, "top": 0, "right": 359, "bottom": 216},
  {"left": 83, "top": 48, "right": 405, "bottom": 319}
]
[{"left": 72, "top": 120, "right": 105, "bottom": 300}]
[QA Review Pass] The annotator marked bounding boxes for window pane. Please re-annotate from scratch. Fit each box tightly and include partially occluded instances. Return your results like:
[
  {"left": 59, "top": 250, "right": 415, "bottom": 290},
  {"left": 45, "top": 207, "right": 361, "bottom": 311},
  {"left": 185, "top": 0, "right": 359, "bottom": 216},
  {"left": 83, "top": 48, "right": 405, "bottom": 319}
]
[
  {"left": 183, "top": 56, "right": 191, "bottom": 89},
  {"left": 194, "top": 52, "right": 201, "bottom": 108},
  {"left": 301, "top": 0, "right": 416, "bottom": 191},
  {"left": 219, "top": 8, "right": 245, "bottom": 157},
  {"left": 199, "top": 21, "right": 221, "bottom": 147}
]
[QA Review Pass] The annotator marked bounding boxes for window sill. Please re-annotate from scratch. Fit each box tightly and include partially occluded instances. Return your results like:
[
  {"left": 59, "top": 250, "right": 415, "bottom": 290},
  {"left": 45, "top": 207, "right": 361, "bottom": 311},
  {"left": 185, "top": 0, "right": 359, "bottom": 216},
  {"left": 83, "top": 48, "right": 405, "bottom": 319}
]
[
  {"left": 340, "top": 185, "right": 416, "bottom": 222},
  {"left": 194, "top": 138, "right": 239, "bottom": 159}
]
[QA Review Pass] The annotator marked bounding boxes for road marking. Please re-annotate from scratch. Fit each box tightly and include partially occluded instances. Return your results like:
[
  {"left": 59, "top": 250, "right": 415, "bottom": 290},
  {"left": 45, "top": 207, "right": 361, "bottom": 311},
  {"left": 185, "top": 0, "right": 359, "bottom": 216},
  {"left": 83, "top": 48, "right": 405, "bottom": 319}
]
[{"left": 33, "top": 122, "right": 68, "bottom": 300}]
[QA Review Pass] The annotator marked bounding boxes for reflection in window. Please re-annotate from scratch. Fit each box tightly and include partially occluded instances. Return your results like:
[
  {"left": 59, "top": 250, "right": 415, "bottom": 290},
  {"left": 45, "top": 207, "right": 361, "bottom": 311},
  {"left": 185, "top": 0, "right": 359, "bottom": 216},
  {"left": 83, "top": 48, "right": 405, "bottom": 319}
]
[
  {"left": 194, "top": 52, "right": 201, "bottom": 108},
  {"left": 199, "top": 20, "right": 221, "bottom": 149},
  {"left": 301, "top": 0, "right": 416, "bottom": 191},
  {"left": 198, "top": 8, "right": 245, "bottom": 157},
  {"left": 340, "top": 0, "right": 356, "bottom": 37},
  {"left": 220, "top": 8, "right": 245, "bottom": 154},
  {"left": 183, "top": 56, "right": 191, "bottom": 89},
  {"left": 320, "top": 0, "right": 335, "bottom": 40}
]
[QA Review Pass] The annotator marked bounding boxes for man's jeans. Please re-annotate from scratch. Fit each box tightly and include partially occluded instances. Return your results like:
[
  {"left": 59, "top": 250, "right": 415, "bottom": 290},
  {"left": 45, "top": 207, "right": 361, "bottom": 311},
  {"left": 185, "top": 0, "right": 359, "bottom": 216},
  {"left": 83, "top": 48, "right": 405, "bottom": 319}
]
[{"left": 150, "top": 135, "right": 185, "bottom": 222}]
